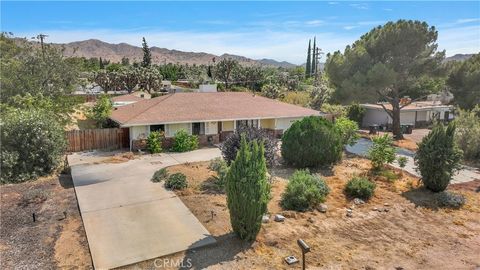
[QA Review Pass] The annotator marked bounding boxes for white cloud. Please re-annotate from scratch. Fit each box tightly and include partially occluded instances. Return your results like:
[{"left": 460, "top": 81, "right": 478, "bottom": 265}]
[
  {"left": 437, "top": 25, "right": 480, "bottom": 56},
  {"left": 383, "top": 8, "right": 393, "bottom": 12},
  {"left": 305, "top": 20, "right": 325, "bottom": 26},
  {"left": 343, "top": 26, "right": 358, "bottom": 30},
  {"left": 349, "top": 3, "right": 369, "bottom": 10},
  {"left": 456, "top": 18, "right": 480, "bottom": 24},
  {"left": 328, "top": 2, "right": 338, "bottom": 5}
]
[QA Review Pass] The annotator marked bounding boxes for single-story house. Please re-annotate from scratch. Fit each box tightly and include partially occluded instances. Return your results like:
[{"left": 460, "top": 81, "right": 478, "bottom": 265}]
[
  {"left": 110, "top": 92, "right": 325, "bottom": 150},
  {"left": 360, "top": 101, "right": 454, "bottom": 128}
]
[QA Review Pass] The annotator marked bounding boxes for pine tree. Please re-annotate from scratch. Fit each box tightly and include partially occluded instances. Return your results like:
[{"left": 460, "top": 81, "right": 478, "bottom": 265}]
[
  {"left": 226, "top": 136, "right": 270, "bottom": 241},
  {"left": 311, "top": 37, "right": 317, "bottom": 76},
  {"left": 305, "top": 39, "right": 311, "bottom": 77},
  {"left": 141, "top": 37, "right": 152, "bottom": 67}
]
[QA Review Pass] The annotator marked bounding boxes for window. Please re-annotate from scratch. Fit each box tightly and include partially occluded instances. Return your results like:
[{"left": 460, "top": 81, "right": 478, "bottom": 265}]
[
  {"left": 192, "top": 122, "right": 205, "bottom": 135},
  {"left": 150, "top": 124, "right": 165, "bottom": 132},
  {"left": 236, "top": 119, "right": 259, "bottom": 129}
]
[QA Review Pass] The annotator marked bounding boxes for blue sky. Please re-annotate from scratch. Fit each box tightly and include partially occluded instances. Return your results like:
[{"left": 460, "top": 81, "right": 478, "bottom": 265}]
[{"left": 2, "top": 1, "right": 479, "bottom": 64}]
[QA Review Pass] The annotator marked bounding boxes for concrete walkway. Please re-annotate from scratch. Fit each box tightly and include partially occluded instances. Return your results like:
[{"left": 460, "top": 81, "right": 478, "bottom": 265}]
[
  {"left": 68, "top": 148, "right": 221, "bottom": 269},
  {"left": 346, "top": 138, "right": 480, "bottom": 184}
]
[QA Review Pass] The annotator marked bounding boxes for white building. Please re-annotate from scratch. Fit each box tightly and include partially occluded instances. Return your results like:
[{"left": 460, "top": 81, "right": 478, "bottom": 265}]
[{"left": 361, "top": 101, "right": 454, "bottom": 128}]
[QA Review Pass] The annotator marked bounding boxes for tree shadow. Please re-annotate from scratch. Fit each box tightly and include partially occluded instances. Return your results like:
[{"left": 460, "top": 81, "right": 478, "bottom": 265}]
[
  {"left": 200, "top": 176, "right": 225, "bottom": 195},
  {"left": 179, "top": 232, "right": 253, "bottom": 270},
  {"left": 58, "top": 173, "right": 74, "bottom": 189},
  {"left": 402, "top": 187, "right": 439, "bottom": 210}
]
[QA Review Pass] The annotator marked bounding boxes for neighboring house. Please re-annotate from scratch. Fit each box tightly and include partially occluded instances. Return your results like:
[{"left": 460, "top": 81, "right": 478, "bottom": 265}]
[
  {"left": 110, "top": 92, "right": 325, "bottom": 150},
  {"left": 361, "top": 101, "right": 454, "bottom": 128},
  {"left": 111, "top": 93, "right": 146, "bottom": 107}
]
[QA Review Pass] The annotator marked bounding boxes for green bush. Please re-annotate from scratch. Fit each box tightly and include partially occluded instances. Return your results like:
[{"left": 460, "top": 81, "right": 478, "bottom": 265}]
[
  {"left": 151, "top": 168, "right": 168, "bottom": 182},
  {"left": 1, "top": 109, "right": 66, "bottom": 183},
  {"left": 368, "top": 134, "right": 396, "bottom": 170},
  {"left": 172, "top": 129, "right": 199, "bottom": 152},
  {"left": 415, "top": 123, "right": 462, "bottom": 192},
  {"left": 89, "top": 94, "right": 112, "bottom": 128},
  {"left": 164, "top": 173, "right": 188, "bottom": 190},
  {"left": 454, "top": 106, "right": 480, "bottom": 161},
  {"left": 346, "top": 103, "right": 365, "bottom": 126},
  {"left": 334, "top": 117, "right": 359, "bottom": 146},
  {"left": 344, "top": 177, "right": 376, "bottom": 200},
  {"left": 397, "top": 156, "right": 408, "bottom": 168},
  {"left": 208, "top": 157, "right": 229, "bottom": 189},
  {"left": 281, "top": 170, "right": 330, "bottom": 211},
  {"left": 281, "top": 116, "right": 343, "bottom": 167},
  {"left": 146, "top": 131, "right": 163, "bottom": 153},
  {"left": 226, "top": 137, "right": 270, "bottom": 241}
]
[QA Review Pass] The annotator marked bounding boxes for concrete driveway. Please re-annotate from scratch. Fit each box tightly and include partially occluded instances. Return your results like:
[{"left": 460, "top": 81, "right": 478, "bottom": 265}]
[{"left": 68, "top": 148, "right": 221, "bottom": 269}]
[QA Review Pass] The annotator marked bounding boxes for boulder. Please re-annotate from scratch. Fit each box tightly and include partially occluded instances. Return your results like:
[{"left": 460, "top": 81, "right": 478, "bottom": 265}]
[{"left": 274, "top": 214, "right": 285, "bottom": 222}]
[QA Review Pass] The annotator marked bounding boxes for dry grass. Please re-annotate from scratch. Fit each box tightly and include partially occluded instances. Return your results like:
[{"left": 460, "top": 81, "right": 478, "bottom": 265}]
[{"left": 128, "top": 157, "right": 480, "bottom": 270}]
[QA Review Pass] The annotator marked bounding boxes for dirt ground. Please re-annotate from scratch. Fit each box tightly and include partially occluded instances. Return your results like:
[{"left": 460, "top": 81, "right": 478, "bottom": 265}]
[
  {"left": 0, "top": 172, "right": 93, "bottom": 269},
  {"left": 128, "top": 157, "right": 480, "bottom": 270}
]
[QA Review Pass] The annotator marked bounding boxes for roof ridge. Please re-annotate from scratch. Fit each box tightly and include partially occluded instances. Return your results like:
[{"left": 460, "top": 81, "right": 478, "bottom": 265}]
[{"left": 123, "top": 94, "right": 173, "bottom": 124}]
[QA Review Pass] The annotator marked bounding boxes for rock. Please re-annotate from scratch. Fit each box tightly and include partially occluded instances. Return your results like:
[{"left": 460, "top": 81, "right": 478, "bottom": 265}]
[
  {"left": 353, "top": 198, "right": 365, "bottom": 205},
  {"left": 262, "top": 215, "right": 270, "bottom": 223},
  {"left": 317, "top": 204, "right": 328, "bottom": 213},
  {"left": 384, "top": 203, "right": 390, "bottom": 207},
  {"left": 307, "top": 217, "right": 315, "bottom": 223},
  {"left": 384, "top": 208, "right": 390, "bottom": 212},
  {"left": 372, "top": 207, "right": 379, "bottom": 211},
  {"left": 346, "top": 209, "right": 353, "bottom": 217},
  {"left": 274, "top": 214, "right": 285, "bottom": 222}
]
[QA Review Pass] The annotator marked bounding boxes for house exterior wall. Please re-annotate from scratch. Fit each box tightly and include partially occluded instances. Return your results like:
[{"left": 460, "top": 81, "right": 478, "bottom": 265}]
[
  {"left": 260, "top": 119, "right": 276, "bottom": 129},
  {"left": 222, "top": 121, "right": 235, "bottom": 131},
  {"left": 205, "top": 121, "right": 218, "bottom": 135},
  {"left": 130, "top": 126, "right": 149, "bottom": 141},
  {"left": 165, "top": 123, "right": 191, "bottom": 137},
  {"left": 275, "top": 117, "right": 302, "bottom": 130},
  {"left": 362, "top": 107, "right": 453, "bottom": 128}
]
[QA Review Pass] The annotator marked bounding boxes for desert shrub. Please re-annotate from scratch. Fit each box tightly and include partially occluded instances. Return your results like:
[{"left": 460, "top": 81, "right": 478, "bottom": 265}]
[
  {"left": 221, "top": 125, "right": 276, "bottom": 166},
  {"left": 397, "top": 156, "right": 408, "bottom": 168},
  {"left": 454, "top": 106, "right": 480, "bottom": 161},
  {"left": 172, "top": 129, "right": 198, "bottom": 152},
  {"left": 334, "top": 117, "right": 359, "bottom": 146},
  {"left": 21, "top": 189, "right": 50, "bottom": 205},
  {"left": 146, "top": 131, "right": 163, "bottom": 153},
  {"left": 281, "top": 91, "right": 310, "bottom": 107},
  {"left": 345, "top": 177, "right": 376, "bottom": 200},
  {"left": 377, "top": 168, "right": 399, "bottom": 182},
  {"left": 415, "top": 123, "right": 462, "bottom": 192},
  {"left": 281, "top": 116, "right": 343, "bottom": 167},
  {"left": 1, "top": 109, "right": 66, "bottom": 183},
  {"left": 321, "top": 103, "right": 347, "bottom": 118},
  {"left": 208, "top": 157, "right": 229, "bottom": 188},
  {"left": 151, "top": 168, "right": 168, "bottom": 182},
  {"left": 226, "top": 137, "right": 270, "bottom": 241},
  {"left": 281, "top": 170, "right": 330, "bottom": 211},
  {"left": 346, "top": 103, "right": 365, "bottom": 126},
  {"left": 164, "top": 172, "right": 188, "bottom": 190},
  {"left": 435, "top": 191, "right": 466, "bottom": 209},
  {"left": 368, "top": 134, "right": 396, "bottom": 170}
]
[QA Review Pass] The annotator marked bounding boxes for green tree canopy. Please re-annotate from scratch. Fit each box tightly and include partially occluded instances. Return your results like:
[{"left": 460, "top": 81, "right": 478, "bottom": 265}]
[
  {"left": 447, "top": 53, "right": 480, "bottom": 109},
  {"left": 325, "top": 20, "right": 445, "bottom": 139}
]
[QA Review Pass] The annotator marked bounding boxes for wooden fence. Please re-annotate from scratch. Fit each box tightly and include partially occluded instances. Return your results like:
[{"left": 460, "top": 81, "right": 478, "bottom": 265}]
[{"left": 66, "top": 128, "right": 129, "bottom": 152}]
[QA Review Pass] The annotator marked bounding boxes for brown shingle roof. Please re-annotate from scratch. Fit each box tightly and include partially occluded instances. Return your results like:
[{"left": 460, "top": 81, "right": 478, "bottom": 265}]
[{"left": 110, "top": 92, "right": 321, "bottom": 126}]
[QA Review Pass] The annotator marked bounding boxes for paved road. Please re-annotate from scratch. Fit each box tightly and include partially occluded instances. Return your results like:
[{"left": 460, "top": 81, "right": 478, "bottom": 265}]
[
  {"left": 68, "top": 148, "right": 221, "bottom": 269},
  {"left": 346, "top": 138, "right": 480, "bottom": 184}
]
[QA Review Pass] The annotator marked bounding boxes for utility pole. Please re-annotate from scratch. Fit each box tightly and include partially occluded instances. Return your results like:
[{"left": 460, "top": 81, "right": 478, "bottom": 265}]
[
  {"left": 37, "top": 34, "right": 48, "bottom": 58},
  {"left": 313, "top": 47, "right": 324, "bottom": 77}
]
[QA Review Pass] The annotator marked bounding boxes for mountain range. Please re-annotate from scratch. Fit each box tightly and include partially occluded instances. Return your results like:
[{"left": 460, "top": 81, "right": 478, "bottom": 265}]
[{"left": 53, "top": 39, "right": 298, "bottom": 68}]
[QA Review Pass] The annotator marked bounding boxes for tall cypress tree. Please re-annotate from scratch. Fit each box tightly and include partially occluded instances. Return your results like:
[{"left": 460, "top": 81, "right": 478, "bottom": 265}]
[
  {"left": 226, "top": 136, "right": 270, "bottom": 241},
  {"left": 311, "top": 37, "right": 317, "bottom": 76},
  {"left": 141, "top": 37, "right": 152, "bottom": 67},
  {"left": 305, "top": 39, "right": 311, "bottom": 77}
]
